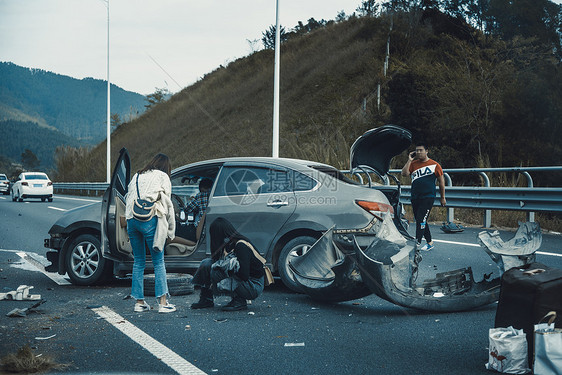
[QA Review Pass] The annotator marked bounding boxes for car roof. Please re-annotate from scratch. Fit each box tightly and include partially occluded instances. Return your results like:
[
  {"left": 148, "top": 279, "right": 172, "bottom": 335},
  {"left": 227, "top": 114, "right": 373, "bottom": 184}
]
[{"left": 172, "top": 157, "right": 336, "bottom": 174}]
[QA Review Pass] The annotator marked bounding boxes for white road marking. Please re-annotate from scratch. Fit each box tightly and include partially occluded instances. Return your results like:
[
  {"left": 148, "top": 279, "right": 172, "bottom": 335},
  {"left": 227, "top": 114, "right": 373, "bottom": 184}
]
[
  {"left": 433, "top": 239, "right": 480, "bottom": 247},
  {"left": 48, "top": 206, "right": 67, "bottom": 211},
  {"left": 13, "top": 251, "right": 71, "bottom": 285},
  {"left": 54, "top": 196, "right": 100, "bottom": 203},
  {"left": 433, "top": 239, "right": 561, "bottom": 257},
  {"left": 92, "top": 306, "right": 206, "bottom": 375}
]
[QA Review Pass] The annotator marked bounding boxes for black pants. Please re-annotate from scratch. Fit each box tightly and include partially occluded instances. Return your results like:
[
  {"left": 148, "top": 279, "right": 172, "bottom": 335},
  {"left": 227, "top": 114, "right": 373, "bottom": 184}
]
[
  {"left": 192, "top": 258, "right": 264, "bottom": 300},
  {"left": 411, "top": 198, "right": 434, "bottom": 244}
]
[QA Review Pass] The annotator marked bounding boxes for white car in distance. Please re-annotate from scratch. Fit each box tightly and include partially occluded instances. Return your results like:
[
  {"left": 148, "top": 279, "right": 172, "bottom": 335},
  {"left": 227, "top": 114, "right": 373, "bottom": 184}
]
[{"left": 11, "top": 172, "right": 53, "bottom": 202}]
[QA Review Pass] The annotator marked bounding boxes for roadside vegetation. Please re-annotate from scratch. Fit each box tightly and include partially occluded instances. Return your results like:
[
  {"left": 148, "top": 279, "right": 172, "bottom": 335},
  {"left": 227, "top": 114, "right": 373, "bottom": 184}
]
[{"left": 52, "top": 0, "right": 562, "bottom": 230}]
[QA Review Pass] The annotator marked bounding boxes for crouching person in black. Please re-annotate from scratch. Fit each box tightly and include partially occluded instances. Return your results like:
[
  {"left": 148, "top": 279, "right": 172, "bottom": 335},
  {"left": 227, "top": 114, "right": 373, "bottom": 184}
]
[{"left": 191, "top": 217, "right": 264, "bottom": 311}]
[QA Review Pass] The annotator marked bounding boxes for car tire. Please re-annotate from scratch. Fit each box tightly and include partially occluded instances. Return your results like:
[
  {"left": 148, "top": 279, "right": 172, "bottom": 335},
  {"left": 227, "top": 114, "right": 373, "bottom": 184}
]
[
  {"left": 143, "top": 273, "right": 194, "bottom": 296},
  {"left": 65, "top": 234, "right": 111, "bottom": 286},
  {"left": 278, "top": 235, "right": 319, "bottom": 293},
  {"left": 11, "top": 191, "right": 16, "bottom": 201},
  {"left": 41, "top": 198, "right": 46, "bottom": 202},
  {"left": 48, "top": 198, "right": 53, "bottom": 202}
]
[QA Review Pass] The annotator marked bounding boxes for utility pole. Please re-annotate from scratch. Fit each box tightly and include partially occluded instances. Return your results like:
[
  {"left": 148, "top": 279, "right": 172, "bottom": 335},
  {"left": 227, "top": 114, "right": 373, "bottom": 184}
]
[
  {"left": 272, "top": 0, "right": 280, "bottom": 158},
  {"left": 105, "top": 0, "right": 111, "bottom": 183}
]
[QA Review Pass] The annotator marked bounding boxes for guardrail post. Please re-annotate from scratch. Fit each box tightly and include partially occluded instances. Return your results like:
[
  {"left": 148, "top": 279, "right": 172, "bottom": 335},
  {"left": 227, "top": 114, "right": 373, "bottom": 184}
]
[
  {"left": 443, "top": 173, "right": 454, "bottom": 223},
  {"left": 522, "top": 171, "right": 535, "bottom": 222},
  {"left": 479, "top": 172, "right": 492, "bottom": 227}
]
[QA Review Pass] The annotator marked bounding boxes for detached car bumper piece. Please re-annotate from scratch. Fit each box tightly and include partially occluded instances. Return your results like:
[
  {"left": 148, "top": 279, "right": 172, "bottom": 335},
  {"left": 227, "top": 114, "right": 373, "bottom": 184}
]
[{"left": 290, "top": 216, "right": 541, "bottom": 312}]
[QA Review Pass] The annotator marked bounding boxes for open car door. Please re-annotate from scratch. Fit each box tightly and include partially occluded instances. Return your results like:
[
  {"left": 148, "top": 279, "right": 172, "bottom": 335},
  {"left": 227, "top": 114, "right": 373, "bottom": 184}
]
[{"left": 101, "top": 147, "right": 131, "bottom": 261}]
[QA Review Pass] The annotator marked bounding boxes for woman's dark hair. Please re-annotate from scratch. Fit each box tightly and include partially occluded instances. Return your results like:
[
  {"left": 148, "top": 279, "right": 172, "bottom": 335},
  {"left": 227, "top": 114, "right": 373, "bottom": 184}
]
[
  {"left": 209, "top": 217, "right": 250, "bottom": 261},
  {"left": 138, "top": 153, "right": 171, "bottom": 176}
]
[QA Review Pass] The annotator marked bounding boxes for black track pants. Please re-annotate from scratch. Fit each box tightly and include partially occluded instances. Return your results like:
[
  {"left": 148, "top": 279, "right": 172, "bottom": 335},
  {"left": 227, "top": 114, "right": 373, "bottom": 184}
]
[{"left": 411, "top": 198, "right": 434, "bottom": 244}]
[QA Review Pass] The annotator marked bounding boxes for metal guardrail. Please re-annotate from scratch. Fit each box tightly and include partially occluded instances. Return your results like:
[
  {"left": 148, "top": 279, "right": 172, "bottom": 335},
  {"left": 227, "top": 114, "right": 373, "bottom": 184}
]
[{"left": 53, "top": 166, "right": 562, "bottom": 227}]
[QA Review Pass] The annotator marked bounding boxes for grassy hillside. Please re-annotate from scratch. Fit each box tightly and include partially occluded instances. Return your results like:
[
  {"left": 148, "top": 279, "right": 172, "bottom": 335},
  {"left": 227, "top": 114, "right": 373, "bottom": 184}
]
[
  {"left": 0, "top": 62, "right": 146, "bottom": 143},
  {"left": 56, "top": 11, "right": 561, "bottom": 185}
]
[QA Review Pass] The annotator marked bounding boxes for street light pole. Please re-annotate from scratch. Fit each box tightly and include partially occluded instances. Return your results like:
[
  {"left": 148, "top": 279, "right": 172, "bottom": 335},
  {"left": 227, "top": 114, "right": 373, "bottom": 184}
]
[
  {"left": 105, "top": 0, "right": 111, "bottom": 183},
  {"left": 272, "top": 0, "right": 280, "bottom": 158}
]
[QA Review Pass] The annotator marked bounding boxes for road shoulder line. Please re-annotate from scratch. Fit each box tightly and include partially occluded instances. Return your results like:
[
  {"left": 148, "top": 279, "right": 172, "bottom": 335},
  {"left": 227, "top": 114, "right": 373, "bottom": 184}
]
[{"left": 91, "top": 306, "right": 206, "bottom": 375}]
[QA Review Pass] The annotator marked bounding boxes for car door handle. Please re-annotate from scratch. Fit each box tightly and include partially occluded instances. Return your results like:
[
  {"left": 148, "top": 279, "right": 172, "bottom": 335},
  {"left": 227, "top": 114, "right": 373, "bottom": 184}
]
[{"left": 267, "top": 200, "right": 289, "bottom": 207}]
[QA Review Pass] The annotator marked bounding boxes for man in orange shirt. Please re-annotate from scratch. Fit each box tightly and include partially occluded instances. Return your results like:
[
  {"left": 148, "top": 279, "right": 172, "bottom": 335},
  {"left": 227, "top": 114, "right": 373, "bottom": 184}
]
[{"left": 401, "top": 142, "right": 446, "bottom": 251}]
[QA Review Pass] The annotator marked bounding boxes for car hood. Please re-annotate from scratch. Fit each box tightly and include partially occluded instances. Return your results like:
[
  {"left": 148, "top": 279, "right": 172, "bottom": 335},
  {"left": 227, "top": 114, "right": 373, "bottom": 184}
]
[
  {"left": 350, "top": 125, "right": 412, "bottom": 175},
  {"left": 48, "top": 202, "right": 101, "bottom": 235}
]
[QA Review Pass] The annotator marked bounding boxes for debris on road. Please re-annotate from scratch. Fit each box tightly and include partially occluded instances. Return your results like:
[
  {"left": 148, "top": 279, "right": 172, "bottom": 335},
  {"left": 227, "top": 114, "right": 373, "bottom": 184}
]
[
  {"left": 0, "top": 285, "right": 41, "bottom": 301},
  {"left": 6, "top": 299, "right": 46, "bottom": 317}
]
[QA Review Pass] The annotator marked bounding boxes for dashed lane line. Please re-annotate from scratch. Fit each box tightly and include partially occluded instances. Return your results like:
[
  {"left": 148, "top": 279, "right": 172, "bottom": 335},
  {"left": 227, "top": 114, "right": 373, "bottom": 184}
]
[
  {"left": 15, "top": 251, "right": 72, "bottom": 285},
  {"left": 48, "top": 206, "right": 67, "bottom": 211},
  {"left": 92, "top": 306, "right": 206, "bottom": 375}
]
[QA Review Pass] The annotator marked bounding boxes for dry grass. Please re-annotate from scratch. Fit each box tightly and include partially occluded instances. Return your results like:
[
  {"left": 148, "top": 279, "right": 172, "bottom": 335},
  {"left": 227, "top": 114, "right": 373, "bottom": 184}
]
[{"left": 0, "top": 346, "right": 67, "bottom": 374}]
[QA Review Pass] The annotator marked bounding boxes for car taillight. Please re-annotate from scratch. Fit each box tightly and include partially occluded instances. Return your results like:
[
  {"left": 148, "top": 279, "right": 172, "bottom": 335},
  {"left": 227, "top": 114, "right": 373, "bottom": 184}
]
[
  {"left": 22, "top": 182, "right": 28, "bottom": 186},
  {"left": 47, "top": 182, "right": 53, "bottom": 186},
  {"left": 356, "top": 200, "right": 394, "bottom": 220}
]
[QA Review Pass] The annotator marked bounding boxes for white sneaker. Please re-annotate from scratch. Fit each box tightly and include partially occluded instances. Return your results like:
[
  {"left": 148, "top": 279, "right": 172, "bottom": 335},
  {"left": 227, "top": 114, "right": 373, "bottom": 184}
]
[
  {"left": 158, "top": 302, "right": 176, "bottom": 313},
  {"left": 134, "top": 301, "right": 150, "bottom": 312},
  {"left": 420, "top": 243, "right": 435, "bottom": 251}
]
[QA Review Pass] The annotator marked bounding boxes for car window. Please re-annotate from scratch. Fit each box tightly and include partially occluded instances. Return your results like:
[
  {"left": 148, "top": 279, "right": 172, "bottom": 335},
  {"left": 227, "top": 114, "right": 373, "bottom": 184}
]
[
  {"left": 171, "top": 166, "right": 220, "bottom": 201},
  {"left": 214, "top": 166, "right": 292, "bottom": 197},
  {"left": 25, "top": 174, "right": 48, "bottom": 180},
  {"left": 309, "top": 165, "right": 359, "bottom": 185},
  {"left": 291, "top": 169, "right": 317, "bottom": 191},
  {"left": 0, "top": 175, "right": 6, "bottom": 181}
]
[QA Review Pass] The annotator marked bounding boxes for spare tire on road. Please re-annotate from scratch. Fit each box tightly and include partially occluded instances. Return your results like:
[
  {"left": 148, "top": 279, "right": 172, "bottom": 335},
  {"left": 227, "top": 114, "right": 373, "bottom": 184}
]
[{"left": 143, "top": 273, "right": 194, "bottom": 296}]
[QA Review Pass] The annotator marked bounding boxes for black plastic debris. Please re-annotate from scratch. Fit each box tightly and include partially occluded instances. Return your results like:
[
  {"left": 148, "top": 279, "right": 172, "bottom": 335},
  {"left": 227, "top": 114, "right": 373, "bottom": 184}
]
[
  {"left": 6, "top": 300, "right": 46, "bottom": 317},
  {"left": 441, "top": 221, "right": 464, "bottom": 233}
]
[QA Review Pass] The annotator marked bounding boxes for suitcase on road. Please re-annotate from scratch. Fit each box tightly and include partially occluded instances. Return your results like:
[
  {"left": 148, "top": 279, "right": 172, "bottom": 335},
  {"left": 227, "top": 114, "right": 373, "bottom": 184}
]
[{"left": 495, "top": 262, "right": 562, "bottom": 367}]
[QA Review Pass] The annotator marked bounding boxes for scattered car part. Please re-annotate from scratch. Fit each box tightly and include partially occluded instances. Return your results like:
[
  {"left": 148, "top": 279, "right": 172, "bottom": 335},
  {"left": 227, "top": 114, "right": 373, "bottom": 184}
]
[{"left": 291, "top": 216, "right": 541, "bottom": 312}]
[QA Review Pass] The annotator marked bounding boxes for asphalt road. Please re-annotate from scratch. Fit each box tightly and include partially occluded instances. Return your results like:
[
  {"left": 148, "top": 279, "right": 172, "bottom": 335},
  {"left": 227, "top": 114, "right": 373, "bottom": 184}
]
[{"left": 1, "top": 194, "right": 561, "bottom": 374}]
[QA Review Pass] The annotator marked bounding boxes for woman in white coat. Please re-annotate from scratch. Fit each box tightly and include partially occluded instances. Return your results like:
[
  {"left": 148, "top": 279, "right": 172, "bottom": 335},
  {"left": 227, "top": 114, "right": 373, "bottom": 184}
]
[{"left": 125, "top": 153, "right": 176, "bottom": 313}]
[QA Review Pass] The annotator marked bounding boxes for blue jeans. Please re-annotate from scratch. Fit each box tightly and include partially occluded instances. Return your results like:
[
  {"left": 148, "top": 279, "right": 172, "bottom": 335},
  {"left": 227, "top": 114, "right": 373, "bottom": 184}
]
[{"left": 127, "top": 217, "right": 168, "bottom": 300}]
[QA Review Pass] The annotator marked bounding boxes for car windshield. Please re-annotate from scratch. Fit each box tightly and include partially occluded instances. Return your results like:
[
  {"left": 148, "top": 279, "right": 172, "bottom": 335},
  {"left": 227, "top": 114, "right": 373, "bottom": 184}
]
[
  {"left": 25, "top": 174, "right": 48, "bottom": 180},
  {"left": 309, "top": 165, "right": 359, "bottom": 185}
]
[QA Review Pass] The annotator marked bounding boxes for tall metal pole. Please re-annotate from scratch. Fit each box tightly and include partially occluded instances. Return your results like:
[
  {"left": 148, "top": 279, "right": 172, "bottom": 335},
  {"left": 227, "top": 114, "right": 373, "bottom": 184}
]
[
  {"left": 272, "top": 0, "right": 280, "bottom": 158},
  {"left": 106, "top": 0, "right": 111, "bottom": 183}
]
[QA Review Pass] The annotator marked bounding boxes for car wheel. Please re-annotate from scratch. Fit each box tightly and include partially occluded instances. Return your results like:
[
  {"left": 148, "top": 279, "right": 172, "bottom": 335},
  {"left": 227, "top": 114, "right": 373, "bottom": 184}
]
[
  {"left": 65, "top": 234, "right": 111, "bottom": 286},
  {"left": 144, "top": 273, "right": 194, "bottom": 296},
  {"left": 278, "top": 236, "right": 318, "bottom": 293},
  {"left": 11, "top": 190, "right": 16, "bottom": 201},
  {"left": 41, "top": 198, "right": 46, "bottom": 202},
  {"left": 48, "top": 198, "right": 53, "bottom": 202}
]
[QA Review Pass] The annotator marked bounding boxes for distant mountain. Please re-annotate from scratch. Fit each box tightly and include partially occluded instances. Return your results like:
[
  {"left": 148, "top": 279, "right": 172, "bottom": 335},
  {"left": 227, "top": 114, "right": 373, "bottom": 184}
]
[
  {"left": 0, "top": 120, "right": 83, "bottom": 171},
  {"left": 0, "top": 61, "right": 147, "bottom": 171},
  {"left": 0, "top": 62, "right": 146, "bottom": 143}
]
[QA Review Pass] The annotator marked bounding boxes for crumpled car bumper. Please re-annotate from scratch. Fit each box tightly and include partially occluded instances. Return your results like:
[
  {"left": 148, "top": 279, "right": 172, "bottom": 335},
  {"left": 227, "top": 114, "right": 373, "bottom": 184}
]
[{"left": 289, "top": 215, "right": 541, "bottom": 312}]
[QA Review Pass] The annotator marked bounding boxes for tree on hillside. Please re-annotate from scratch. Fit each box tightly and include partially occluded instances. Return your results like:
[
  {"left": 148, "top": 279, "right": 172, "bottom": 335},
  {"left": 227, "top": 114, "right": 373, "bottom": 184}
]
[
  {"left": 111, "top": 113, "right": 122, "bottom": 131},
  {"left": 262, "top": 25, "right": 288, "bottom": 49},
  {"left": 145, "top": 87, "right": 170, "bottom": 109},
  {"left": 21, "top": 149, "right": 39, "bottom": 170},
  {"left": 484, "top": 0, "right": 562, "bottom": 58},
  {"left": 357, "top": 0, "right": 380, "bottom": 16}
]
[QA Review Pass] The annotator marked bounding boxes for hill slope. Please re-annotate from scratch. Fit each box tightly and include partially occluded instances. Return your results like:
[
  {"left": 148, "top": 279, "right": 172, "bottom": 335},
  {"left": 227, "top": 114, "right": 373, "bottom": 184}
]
[
  {"left": 56, "top": 11, "right": 562, "bottom": 185},
  {"left": 0, "top": 62, "right": 146, "bottom": 143}
]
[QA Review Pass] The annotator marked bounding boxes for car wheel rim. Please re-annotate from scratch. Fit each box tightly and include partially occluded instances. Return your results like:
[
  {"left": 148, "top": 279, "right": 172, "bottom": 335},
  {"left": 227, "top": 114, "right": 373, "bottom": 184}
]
[
  {"left": 286, "top": 244, "right": 311, "bottom": 267},
  {"left": 70, "top": 241, "right": 100, "bottom": 278}
]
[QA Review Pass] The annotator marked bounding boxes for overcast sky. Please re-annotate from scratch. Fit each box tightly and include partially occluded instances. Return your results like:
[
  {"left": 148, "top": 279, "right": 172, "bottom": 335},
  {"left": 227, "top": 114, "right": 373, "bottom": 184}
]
[{"left": 0, "top": 0, "right": 364, "bottom": 95}]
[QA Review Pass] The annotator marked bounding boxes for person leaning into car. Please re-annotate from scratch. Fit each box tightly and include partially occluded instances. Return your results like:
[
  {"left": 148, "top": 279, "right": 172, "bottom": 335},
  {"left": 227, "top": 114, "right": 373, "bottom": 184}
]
[
  {"left": 191, "top": 217, "right": 265, "bottom": 311},
  {"left": 125, "top": 153, "right": 177, "bottom": 314},
  {"left": 401, "top": 142, "right": 446, "bottom": 252}
]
